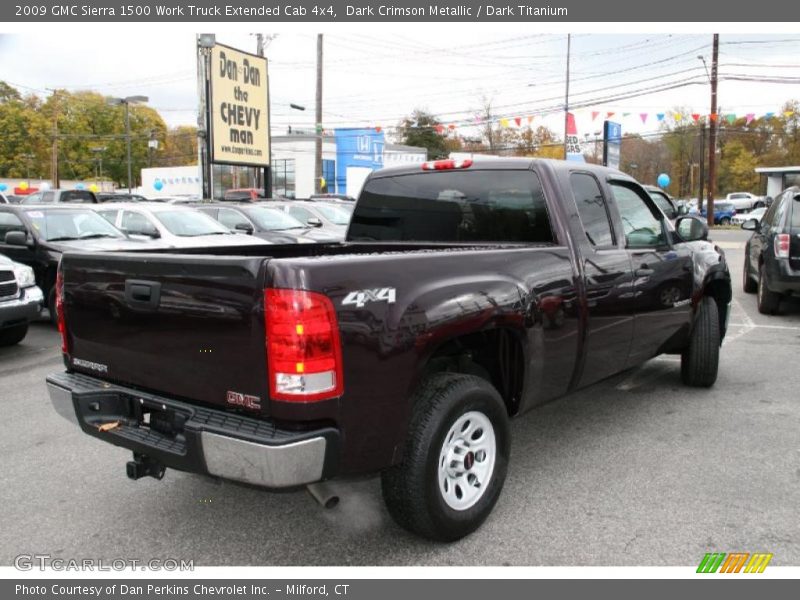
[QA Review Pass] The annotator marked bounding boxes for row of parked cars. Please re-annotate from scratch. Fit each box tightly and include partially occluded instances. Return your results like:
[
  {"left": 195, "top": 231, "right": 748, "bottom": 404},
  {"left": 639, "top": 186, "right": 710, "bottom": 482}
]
[{"left": 0, "top": 194, "right": 355, "bottom": 346}]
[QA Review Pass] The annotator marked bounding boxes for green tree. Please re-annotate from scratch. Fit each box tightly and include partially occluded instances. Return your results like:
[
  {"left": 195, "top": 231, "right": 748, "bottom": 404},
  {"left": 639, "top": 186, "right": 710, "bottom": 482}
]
[
  {"left": 37, "top": 90, "right": 168, "bottom": 187},
  {"left": 717, "top": 140, "right": 759, "bottom": 193},
  {"left": 396, "top": 109, "right": 447, "bottom": 159},
  {"left": 0, "top": 87, "right": 49, "bottom": 178},
  {"left": 162, "top": 125, "right": 198, "bottom": 166}
]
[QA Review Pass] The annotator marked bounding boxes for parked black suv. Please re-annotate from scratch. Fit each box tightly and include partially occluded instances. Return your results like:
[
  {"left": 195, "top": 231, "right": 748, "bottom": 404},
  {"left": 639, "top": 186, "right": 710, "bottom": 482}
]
[
  {"left": 742, "top": 186, "right": 800, "bottom": 313},
  {"left": 0, "top": 205, "right": 155, "bottom": 322}
]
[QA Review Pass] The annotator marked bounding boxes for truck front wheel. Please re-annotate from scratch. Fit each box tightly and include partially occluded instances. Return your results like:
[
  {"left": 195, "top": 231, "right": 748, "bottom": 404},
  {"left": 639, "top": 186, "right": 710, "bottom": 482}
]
[
  {"left": 0, "top": 324, "right": 29, "bottom": 346},
  {"left": 381, "top": 373, "right": 510, "bottom": 542},
  {"left": 681, "top": 296, "right": 720, "bottom": 387}
]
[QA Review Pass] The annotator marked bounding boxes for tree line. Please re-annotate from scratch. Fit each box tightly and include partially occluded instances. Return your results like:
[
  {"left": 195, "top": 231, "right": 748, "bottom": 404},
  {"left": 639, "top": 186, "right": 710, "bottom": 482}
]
[{"left": 0, "top": 81, "right": 197, "bottom": 187}]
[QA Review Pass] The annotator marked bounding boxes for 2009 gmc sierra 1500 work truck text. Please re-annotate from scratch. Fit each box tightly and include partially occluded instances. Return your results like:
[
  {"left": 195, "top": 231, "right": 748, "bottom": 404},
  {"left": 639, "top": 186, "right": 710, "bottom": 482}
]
[{"left": 47, "top": 159, "right": 731, "bottom": 541}]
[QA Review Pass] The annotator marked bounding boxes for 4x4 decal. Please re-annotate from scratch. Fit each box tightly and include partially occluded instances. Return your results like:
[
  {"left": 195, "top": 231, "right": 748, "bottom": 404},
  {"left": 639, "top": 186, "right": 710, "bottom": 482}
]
[{"left": 342, "top": 288, "right": 396, "bottom": 308}]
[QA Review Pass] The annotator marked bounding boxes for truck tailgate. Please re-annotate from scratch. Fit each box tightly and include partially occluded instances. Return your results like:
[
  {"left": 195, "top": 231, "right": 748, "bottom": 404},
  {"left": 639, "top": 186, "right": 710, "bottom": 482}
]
[{"left": 61, "top": 252, "right": 271, "bottom": 414}]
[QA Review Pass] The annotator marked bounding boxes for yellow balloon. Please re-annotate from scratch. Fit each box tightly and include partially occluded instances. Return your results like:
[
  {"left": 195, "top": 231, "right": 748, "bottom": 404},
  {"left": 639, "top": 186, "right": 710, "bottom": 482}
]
[
  {"left": 89, "top": 184, "right": 99, "bottom": 193},
  {"left": 19, "top": 181, "right": 29, "bottom": 191}
]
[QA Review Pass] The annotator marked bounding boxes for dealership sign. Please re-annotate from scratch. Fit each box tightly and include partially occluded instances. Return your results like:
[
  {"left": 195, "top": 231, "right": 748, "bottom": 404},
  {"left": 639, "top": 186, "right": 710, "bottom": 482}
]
[
  {"left": 603, "top": 120, "right": 622, "bottom": 170},
  {"left": 334, "top": 128, "right": 385, "bottom": 194},
  {"left": 210, "top": 44, "right": 270, "bottom": 167}
]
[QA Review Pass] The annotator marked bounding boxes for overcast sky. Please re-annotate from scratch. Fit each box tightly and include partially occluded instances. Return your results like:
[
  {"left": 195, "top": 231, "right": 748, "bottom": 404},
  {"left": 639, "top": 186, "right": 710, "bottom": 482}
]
[{"left": 2, "top": 31, "right": 799, "bottom": 144}]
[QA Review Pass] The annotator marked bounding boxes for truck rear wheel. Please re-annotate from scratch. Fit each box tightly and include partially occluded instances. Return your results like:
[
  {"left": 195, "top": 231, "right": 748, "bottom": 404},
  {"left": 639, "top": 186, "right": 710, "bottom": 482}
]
[
  {"left": 381, "top": 373, "right": 510, "bottom": 542},
  {"left": 681, "top": 296, "right": 720, "bottom": 387}
]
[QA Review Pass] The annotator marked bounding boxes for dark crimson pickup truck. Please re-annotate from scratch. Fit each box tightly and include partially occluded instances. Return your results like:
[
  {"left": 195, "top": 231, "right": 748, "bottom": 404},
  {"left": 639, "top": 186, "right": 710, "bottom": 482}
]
[{"left": 47, "top": 158, "right": 731, "bottom": 541}]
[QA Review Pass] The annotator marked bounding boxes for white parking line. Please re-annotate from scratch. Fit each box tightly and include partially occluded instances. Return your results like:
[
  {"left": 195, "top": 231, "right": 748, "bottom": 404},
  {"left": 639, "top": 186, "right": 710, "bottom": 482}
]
[
  {"left": 728, "top": 323, "right": 800, "bottom": 331},
  {"left": 723, "top": 298, "right": 755, "bottom": 343}
]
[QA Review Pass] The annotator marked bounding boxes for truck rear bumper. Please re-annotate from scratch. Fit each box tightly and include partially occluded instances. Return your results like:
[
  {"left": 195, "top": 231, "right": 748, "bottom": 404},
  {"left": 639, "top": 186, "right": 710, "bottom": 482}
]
[{"left": 46, "top": 371, "right": 338, "bottom": 488}]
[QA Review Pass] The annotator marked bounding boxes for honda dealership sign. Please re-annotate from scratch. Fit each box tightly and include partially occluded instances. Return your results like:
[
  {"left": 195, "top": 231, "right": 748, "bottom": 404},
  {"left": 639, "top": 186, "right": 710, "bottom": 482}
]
[
  {"left": 210, "top": 44, "right": 270, "bottom": 167},
  {"left": 334, "top": 128, "right": 385, "bottom": 195}
]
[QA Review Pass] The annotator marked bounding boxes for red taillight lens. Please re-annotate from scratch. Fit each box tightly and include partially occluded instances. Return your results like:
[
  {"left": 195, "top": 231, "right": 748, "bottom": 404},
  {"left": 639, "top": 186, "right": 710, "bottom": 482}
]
[
  {"left": 421, "top": 159, "right": 473, "bottom": 171},
  {"left": 264, "top": 288, "right": 343, "bottom": 402},
  {"left": 775, "top": 233, "right": 790, "bottom": 258},
  {"left": 55, "top": 270, "right": 68, "bottom": 354}
]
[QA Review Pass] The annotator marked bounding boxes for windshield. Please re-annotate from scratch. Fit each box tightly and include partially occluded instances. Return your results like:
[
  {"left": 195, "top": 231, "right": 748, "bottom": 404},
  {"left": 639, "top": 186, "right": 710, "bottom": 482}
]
[
  {"left": 716, "top": 202, "right": 734, "bottom": 212},
  {"left": 26, "top": 209, "right": 124, "bottom": 241},
  {"left": 155, "top": 209, "right": 231, "bottom": 236},
  {"left": 247, "top": 207, "right": 306, "bottom": 231},
  {"left": 315, "top": 205, "right": 351, "bottom": 225},
  {"left": 647, "top": 191, "right": 676, "bottom": 219}
]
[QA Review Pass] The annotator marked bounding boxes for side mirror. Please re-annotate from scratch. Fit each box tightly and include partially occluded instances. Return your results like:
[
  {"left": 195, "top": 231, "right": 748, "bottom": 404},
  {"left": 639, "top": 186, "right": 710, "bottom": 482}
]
[
  {"left": 235, "top": 222, "right": 254, "bottom": 234},
  {"left": 675, "top": 215, "right": 709, "bottom": 242},
  {"left": 307, "top": 217, "right": 323, "bottom": 228},
  {"left": 741, "top": 218, "right": 759, "bottom": 231},
  {"left": 4, "top": 230, "right": 29, "bottom": 246}
]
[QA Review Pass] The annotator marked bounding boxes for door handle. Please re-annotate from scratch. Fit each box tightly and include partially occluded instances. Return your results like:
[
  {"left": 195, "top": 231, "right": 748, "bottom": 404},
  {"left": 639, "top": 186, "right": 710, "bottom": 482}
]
[
  {"left": 124, "top": 279, "right": 161, "bottom": 309},
  {"left": 635, "top": 266, "right": 655, "bottom": 277}
]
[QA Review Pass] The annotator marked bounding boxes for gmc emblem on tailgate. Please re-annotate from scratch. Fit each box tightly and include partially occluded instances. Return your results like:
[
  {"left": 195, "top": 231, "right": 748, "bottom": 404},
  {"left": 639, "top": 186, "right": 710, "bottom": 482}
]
[{"left": 226, "top": 391, "right": 262, "bottom": 410}]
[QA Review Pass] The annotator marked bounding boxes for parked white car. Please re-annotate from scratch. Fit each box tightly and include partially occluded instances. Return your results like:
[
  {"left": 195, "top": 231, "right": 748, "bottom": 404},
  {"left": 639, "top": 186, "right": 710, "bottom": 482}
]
[
  {"left": 92, "top": 203, "right": 272, "bottom": 248},
  {"left": 724, "top": 192, "right": 766, "bottom": 211},
  {"left": 0, "top": 255, "right": 43, "bottom": 346},
  {"left": 731, "top": 206, "right": 766, "bottom": 225}
]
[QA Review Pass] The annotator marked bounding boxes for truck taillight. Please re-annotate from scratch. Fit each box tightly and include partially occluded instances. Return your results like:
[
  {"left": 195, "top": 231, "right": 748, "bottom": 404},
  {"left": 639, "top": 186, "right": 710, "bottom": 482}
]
[
  {"left": 774, "top": 233, "right": 790, "bottom": 258},
  {"left": 55, "top": 270, "right": 68, "bottom": 354},
  {"left": 421, "top": 159, "right": 473, "bottom": 171},
  {"left": 264, "top": 288, "right": 344, "bottom": 402}
]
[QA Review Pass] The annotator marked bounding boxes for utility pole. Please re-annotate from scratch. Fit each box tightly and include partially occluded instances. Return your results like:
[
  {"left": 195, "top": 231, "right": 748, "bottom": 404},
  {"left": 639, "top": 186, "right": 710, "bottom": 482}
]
[
  {"left": 563, "top": 34, "right": 571, "bottom": 160},
  {"left": 698, "top": 124, "right": 705, "bottom": 210},
  {"left": 314, "top": 34, "right": 324, "bottom": 194},
  {"left": 706, "top": 34, "right": 719, "bottom": 227},
  {"left": 47, "top": 89, "right": 60, "bottom": 189}
]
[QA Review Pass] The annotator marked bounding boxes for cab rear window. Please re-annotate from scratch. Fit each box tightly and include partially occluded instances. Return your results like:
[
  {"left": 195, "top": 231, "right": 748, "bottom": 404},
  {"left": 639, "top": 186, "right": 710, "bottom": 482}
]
[
  {"left": 349, "top": 170, "right": 554, "bottom": 244},
  {"left": 61, "top": 191, "right": 96, "bottom": 203}
]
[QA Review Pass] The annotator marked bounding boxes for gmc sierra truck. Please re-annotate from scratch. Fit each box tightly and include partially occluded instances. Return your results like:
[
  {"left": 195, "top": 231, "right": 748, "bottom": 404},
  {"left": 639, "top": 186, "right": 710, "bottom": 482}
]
[{"left": 47, "top": 158, "right": 731, "bottom": 541}]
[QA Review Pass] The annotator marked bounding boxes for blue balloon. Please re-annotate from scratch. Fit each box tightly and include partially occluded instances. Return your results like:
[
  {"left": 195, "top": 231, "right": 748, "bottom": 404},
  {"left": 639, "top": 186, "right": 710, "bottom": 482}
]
[
  {"left": 657, "top": 173, "right": 671, "bottom": 188},
  {"left": 154, "top": 180, "right": 164, "bottom": 191},
  {"left": 75, "top": 183, "right": 85, "bottom": 190},
  {"left": 0, "top": 183, "right": 7, "bottom": 192}
]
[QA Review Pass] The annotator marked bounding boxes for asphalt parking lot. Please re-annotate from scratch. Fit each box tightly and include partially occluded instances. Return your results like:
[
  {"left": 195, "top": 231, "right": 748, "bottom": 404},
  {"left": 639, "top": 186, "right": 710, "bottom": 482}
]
[{"left": 1, "top": 228, "right": 798, "bottom": 567}]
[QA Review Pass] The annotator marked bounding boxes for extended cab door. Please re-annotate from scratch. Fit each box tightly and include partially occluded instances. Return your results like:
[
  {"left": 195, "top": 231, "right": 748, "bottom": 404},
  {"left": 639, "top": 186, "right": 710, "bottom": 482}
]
[
  {"left": 607, "top": 180, "right": 694, "bottom": 365},
  {"left": 568, "top": 171, "right": 635, "bottom": 387}
]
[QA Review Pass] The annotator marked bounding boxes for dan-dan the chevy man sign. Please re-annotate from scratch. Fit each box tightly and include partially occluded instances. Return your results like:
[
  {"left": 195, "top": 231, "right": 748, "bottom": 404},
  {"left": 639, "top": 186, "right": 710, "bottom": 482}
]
[{"left": 210, "top": 44, "right": 270, "bottom": 167}]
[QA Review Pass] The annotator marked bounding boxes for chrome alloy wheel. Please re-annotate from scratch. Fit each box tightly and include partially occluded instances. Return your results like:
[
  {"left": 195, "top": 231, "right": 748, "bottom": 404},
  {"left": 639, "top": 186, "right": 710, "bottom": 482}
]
[{"left": 438, "top": 411, "right": 496, "bottom": 511}]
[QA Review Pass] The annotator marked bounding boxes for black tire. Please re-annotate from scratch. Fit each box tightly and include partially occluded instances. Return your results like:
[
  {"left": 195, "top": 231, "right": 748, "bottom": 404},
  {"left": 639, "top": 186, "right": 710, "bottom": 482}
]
[
  {"left": 753, "top": 201, "right": 765, "bottom": 209},
  {"left": 0, "top": 324, "right": 29, "bottom": 346},
  {"left": 381, "top": 373, "right": 510, "bottom": 542},
  {"left": 757, "top": 264, "right": 781, "bottom": 315},
  {"left": 681, "top": 296, "right": 720, "bottom": 387},
  {"left": 720, "top": 217, "right": 731, "bottom": 226},
  {"left": 742, "top": 256, "right": 757, "bottom": 294},
  {"left": 48, "top": 286, "right": 57, "bottom": 326}
]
